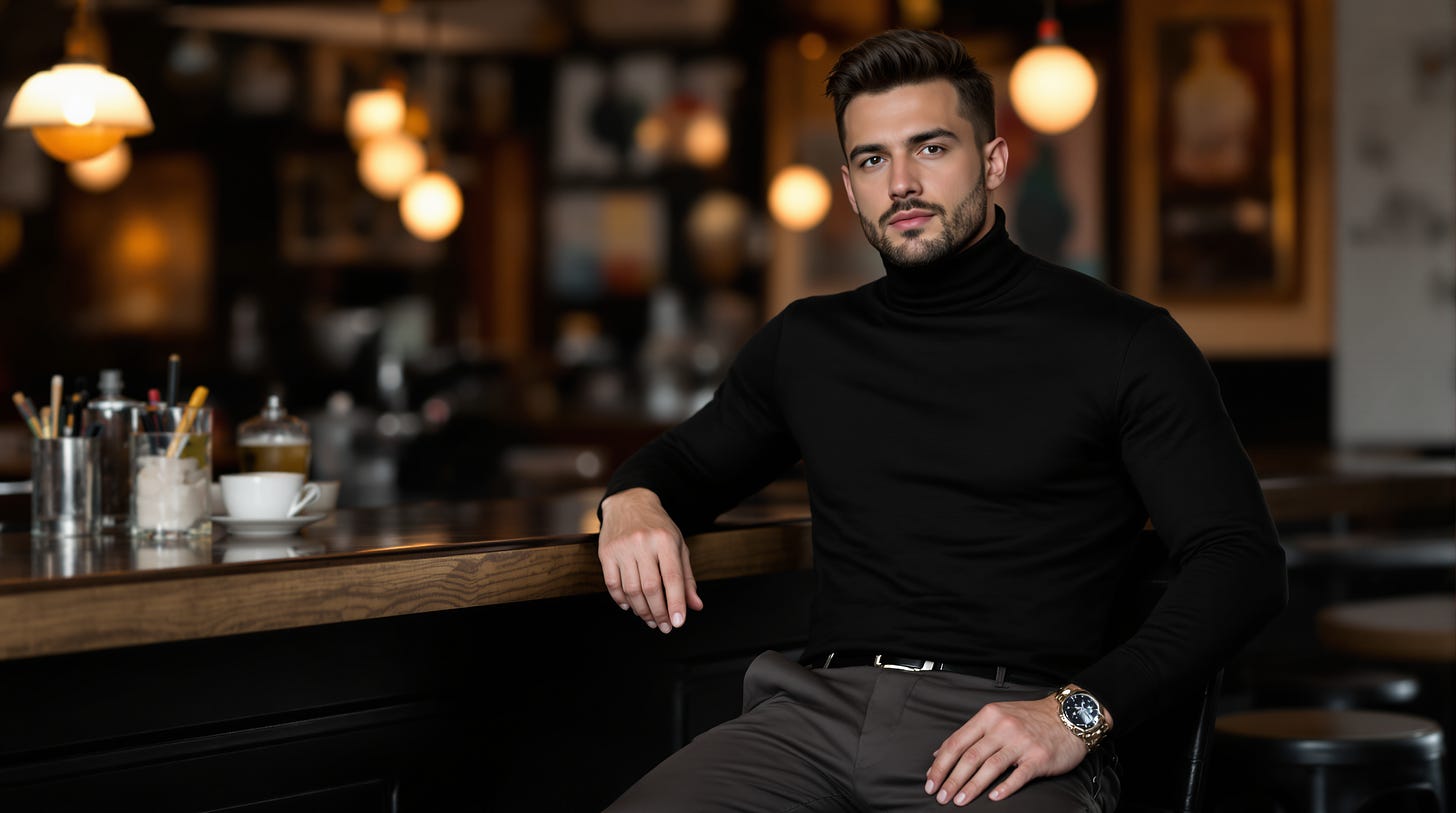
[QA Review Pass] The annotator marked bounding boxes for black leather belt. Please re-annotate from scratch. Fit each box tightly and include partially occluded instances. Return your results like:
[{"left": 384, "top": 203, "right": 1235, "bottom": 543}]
[{"left": 804, "top": 652, "right": 1014, "bottom": 685}]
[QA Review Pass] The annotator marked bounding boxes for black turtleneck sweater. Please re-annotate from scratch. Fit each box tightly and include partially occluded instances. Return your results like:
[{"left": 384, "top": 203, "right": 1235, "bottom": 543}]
[{"left": 601, "top": 207, "right": 1286, "bottom": 731}]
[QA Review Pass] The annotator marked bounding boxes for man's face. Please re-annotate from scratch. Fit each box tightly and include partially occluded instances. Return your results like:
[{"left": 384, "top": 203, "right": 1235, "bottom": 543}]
[{"left": 839, "top": 80, "right": 1004, "bottom": 266}]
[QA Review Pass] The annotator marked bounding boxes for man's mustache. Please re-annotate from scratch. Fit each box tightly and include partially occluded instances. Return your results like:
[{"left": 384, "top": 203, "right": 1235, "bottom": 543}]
[{"left": 879, "top": 199, "right": 946, "bottom": 228}]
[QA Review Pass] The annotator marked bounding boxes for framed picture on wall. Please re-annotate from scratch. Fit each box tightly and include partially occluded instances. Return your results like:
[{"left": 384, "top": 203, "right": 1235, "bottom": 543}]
[
  {"left": 1126, "top": 0, "right": 1297, "bottom": 301},
  {"left": 1124, "top": 0, "right": 1332, "bottom": 358}
]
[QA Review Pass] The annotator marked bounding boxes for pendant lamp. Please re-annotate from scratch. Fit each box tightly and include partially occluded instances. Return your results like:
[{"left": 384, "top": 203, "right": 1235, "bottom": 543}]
[
  {"left": 399, "top": 7, "right": 461, "bottom": 242},
  {"left": 1009, "top": 3, "right": 1098, "bottom": 135},
  {"left": 4, "top": 0, "right": 153, "bottom": 162},
  {"left": 345, "top": 3, "right": 408, "bottom": 147},
  {"left": 768, "top": 164, "right": 832, "bottom": 232},
  {"left": 400, "top": 168, "right": 462, "bottom": 241}
]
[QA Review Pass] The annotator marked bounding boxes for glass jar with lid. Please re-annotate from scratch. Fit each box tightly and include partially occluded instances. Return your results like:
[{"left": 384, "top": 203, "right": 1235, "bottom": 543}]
[{"left": 236, "top": 395, "right": 310, "bottom": 475}]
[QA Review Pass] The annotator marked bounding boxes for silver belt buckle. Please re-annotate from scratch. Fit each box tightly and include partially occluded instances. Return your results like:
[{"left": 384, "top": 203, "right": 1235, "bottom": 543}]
[{"left": 873, "top": 655, "right": 936, "bottom": 672}]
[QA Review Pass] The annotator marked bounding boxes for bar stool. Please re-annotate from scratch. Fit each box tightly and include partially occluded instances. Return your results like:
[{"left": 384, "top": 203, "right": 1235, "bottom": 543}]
[{"left": 1213, "top": 709, "right": 1447, "bottom": 813}]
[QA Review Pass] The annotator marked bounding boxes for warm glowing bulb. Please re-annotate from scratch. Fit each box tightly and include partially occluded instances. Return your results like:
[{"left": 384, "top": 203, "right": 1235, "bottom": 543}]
[
  {"left": 67, "top": 141, "right": 131, "bottom": 192},
  {"left": 683, "top": 110, "right": 729, "bottom": 168},
  {"left": 1009, "top": 43, "right": 1098, "bottom": 135},
  {"left": 358, "top": 133, "right": 426, "bottom": 199},
  {"left": 345, "top": 87, "right": 405, "bottom": 145},
  {"left": 400, "top": 171, "right": 463, "bottom": 241},
  {"left": 62, "top": 95, "right": 96, "bottom": 126},
  {"left": 768, "top": 165, "right": 832, "bottom": 232}
]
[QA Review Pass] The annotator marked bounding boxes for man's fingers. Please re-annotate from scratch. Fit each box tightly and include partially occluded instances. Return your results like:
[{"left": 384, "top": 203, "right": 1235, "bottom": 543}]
[
  {"left": 658, "top": 552, "right": 688, "bottom": 629},
  {"left": 618, "top": 559, "right": 654, "bottom": 624},
  {"left": 926, "top": 725, "right": 982, "bottom": 792},
  {"left": 600, "top": 558, "right": 630, "bottom": 610},
  {"left": 950, "top": 751, "right": 1013, "bottom": 806},
  {"left": 989, "top": 764, "right": 1037, "bottom": 802},
  {"left": 638, "top": 562, "right": 671, "bottom": 631},
  {"left": 931, "top": 746, "right": 998, "bottom": 805},
  {"left": 681, "top": 547, "right": 704, "bottom": 612}
]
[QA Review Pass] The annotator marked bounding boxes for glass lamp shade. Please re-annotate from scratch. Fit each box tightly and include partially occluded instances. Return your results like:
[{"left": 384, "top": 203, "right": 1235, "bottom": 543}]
[
  {"left": 400, "top": 171, "right": 463, "bottom": 241},
  {"left": 358, "top": 133, "right": 426, "bottom": 199},
  {"left": 5, "top": 62, "right": 153, "bottom": 162},
  {"left": 768, "top": 164, "right": 833, "bottom": 232},
  {"left": 67, "top": 140, "right": 131, "bottom": 192},
  {"left": 1009, "top": 42, "right": 1098, "bottom": 135},
  {"left": 345, "top": 87, "right": 405, "bottom": 145}
]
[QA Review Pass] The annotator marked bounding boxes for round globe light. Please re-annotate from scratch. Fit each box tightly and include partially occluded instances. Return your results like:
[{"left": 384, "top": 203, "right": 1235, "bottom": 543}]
[
  {"left": 67, "top": 141, "right": 131, "bottom": 192},
  {"left": 400, "top": 171, "right": 463, "bottom": 242},
  {"left": 344, "top": 87, "right": 405, "bottom": 145},
  {"left": 1009, "top": 42, "right": 1098, "bottom": 135},
  {"left": 768, "top": 164, "right": 832, "bottom": 232},
  {"left": 682, "top": 110, "right": 730, "bottom": 168},
  {"left": 358, "top": 133, "right": 426, "bottom": 199}
]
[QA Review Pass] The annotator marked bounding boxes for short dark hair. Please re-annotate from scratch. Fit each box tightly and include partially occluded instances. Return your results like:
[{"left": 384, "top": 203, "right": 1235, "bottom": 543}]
[{"left": 825, "top": 29, "right": 996, "bottom": 152}]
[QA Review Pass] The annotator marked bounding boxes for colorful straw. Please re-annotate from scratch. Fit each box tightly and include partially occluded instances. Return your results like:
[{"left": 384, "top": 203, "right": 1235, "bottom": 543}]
[
  {"left": 164, "top": 386, "right": 209, "bottom": 459},
  {"left": 11, "top": 392, "right": 43, "bottom": 438}
]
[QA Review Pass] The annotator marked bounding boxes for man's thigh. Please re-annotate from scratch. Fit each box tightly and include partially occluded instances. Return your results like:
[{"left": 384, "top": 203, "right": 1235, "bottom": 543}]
[
  {"left": 855, "top": 671, "right": 1118, "bottom": 813},
  {"left": 604, "top": 651, "right": 860, "bottom": 813}
]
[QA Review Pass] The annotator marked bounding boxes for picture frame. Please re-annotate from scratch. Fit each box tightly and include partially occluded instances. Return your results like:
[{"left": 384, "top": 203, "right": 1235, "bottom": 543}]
[{"left": 1125, "top": 0, "right": 1332, "bottom": 357}]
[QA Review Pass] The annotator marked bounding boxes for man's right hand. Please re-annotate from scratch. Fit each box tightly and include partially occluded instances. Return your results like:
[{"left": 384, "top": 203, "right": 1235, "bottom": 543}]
[{"left": 598, "top": 488, "right": 704, "bottom": 633}]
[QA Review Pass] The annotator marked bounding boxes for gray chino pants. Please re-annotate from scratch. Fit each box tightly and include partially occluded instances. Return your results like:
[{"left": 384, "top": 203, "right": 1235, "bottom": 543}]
[{"left": 605, "top": 650, "right": 1118, "bottom": 813}]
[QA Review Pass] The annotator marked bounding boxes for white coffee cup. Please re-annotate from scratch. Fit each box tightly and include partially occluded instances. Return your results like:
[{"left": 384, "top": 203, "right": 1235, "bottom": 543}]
[{"left": 220, "top": 472, "right": 320, "bottom": 519}]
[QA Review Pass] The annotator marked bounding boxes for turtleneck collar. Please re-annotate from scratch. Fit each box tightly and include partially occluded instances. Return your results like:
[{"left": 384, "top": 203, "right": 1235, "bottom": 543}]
[{"left": 878, "top": 205, "right": 1028, "bottom": 314}]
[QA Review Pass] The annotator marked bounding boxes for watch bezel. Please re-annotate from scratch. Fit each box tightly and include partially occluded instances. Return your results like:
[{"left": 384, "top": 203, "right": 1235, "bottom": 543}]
[{"left": 1060, "top": 691, "right": 1102, "bottom": 731}]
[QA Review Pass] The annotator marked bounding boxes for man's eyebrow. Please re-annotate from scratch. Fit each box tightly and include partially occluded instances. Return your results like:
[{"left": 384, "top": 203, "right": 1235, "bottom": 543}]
[
  {"left": 848, "top": 142, "right": 885, "bottom": 162},
  {"left": 907, "top": 128, "right": 960, "bottom": 145},
  {"left": 847, "top": 129, "right": 961, "bottom": 162}
]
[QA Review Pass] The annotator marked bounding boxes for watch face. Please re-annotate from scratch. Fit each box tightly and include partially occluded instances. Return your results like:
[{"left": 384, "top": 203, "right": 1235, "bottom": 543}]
[{"left": 1063, "top": 693, "right": 1101, "bottom": 730}]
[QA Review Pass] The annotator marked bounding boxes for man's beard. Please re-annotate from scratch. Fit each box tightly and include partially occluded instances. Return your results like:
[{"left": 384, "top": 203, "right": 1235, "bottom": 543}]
[{"left": 860, "top": 174, "right": 987, "bottom": 267}]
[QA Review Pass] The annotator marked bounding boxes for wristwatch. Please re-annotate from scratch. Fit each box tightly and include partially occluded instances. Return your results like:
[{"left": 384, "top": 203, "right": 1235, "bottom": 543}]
[{"left": 1051, "top": 686, "right": 1111, "bottom": 750}]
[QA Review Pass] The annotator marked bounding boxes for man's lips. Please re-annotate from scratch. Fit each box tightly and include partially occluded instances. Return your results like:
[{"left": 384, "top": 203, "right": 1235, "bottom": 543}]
[{"left": 888, "top": 210, "right": 935, "bottom": 230}]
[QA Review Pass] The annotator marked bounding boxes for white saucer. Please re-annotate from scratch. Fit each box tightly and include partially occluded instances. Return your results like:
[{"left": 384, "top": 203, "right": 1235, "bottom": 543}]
[{"left": 211, "top": 513, "right": 326, "bottom": 538}]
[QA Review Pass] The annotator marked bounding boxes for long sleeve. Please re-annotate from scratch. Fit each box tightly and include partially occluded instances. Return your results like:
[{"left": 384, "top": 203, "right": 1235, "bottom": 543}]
[
  {"left": 599, "top": 309, "right": 803, "bottom": 533},
  {"left": 1073, "top": 310, "right": 1287, "bottom": 731}
]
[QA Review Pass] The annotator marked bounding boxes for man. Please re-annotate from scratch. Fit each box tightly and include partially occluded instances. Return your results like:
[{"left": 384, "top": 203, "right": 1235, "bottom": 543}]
[{"left": 597, "top": 29, "right": 1285, "bottom": 812}]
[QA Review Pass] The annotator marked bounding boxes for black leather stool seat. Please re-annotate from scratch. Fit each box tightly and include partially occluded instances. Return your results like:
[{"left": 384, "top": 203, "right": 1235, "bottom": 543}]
[{"left": 1213, "top": 709, "right": 1447, "bottom": 813}]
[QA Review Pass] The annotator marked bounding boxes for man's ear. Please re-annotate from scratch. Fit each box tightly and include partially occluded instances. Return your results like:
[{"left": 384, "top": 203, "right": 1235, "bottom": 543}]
[
  {"left": 840, "top": 164, "right": 860, "bottom": 215},
  {"left": 983, "top": 137, "right": 1009, "bottom": 192}
]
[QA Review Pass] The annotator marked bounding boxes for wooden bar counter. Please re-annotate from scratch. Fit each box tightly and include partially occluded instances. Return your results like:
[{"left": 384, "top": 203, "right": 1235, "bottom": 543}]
[{"left": 0, "top": 495, "right": 812, "bottom": 663}]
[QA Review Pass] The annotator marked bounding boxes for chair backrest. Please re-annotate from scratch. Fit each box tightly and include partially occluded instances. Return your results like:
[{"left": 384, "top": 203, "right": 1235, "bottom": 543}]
[{"left": 1109, "top": 530, "right": 1223, "bottom": 813}]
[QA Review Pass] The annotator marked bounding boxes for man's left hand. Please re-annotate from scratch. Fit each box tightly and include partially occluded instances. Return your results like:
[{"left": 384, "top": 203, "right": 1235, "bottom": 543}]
[{"left": 924, "top": 694, "right": 1086, "bottom": 805}]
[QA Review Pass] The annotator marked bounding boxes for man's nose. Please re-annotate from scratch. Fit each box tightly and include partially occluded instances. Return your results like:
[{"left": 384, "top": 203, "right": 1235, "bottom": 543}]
[{"left": 889, "top": 160, "right": 921, "bottom": 200}]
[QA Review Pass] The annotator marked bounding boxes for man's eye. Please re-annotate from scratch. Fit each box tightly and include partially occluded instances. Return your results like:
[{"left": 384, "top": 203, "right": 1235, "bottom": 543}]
[
  {"left": 861, "top": 156, "right": 883, "bottom": 168},
  {"left": 921, "top": 145, "right": 944, "bottom": 155}
]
